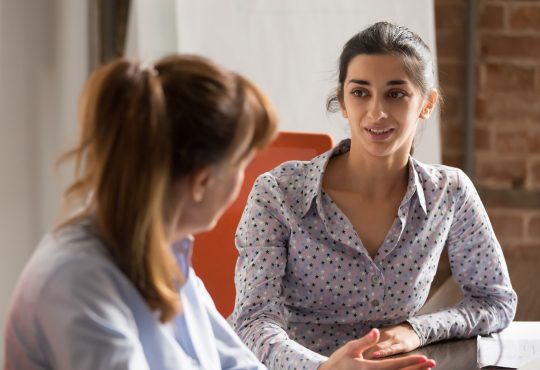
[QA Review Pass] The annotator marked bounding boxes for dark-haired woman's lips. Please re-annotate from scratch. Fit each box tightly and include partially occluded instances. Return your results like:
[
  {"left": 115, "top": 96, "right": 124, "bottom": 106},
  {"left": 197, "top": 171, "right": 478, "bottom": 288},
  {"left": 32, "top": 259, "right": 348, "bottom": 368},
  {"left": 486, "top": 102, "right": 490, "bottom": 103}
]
[{"left": 364, "top": 127, "right": 395, "bottom": 141}]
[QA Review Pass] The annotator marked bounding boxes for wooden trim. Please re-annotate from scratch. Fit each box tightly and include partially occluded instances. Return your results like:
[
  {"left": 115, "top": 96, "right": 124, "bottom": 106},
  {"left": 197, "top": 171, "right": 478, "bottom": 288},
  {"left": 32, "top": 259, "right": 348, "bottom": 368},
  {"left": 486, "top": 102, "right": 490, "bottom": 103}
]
[{"left": 88, "top": 0, "right": 131, "bottom": 71}]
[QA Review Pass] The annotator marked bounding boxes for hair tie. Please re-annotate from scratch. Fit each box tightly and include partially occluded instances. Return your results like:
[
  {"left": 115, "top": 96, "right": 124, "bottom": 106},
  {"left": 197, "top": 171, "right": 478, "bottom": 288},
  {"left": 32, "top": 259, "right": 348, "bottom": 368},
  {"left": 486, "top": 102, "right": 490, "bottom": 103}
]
[{"left": 140, "top": 61, "right": 158, "bottom": 77}]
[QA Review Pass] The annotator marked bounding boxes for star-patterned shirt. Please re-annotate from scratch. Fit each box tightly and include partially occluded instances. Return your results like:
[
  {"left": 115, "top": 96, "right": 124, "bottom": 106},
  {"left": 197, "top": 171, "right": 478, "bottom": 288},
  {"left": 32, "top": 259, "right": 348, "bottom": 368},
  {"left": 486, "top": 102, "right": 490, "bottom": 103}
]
[{"left": 232, "top": 139, "right": 517, "bottom": 370}]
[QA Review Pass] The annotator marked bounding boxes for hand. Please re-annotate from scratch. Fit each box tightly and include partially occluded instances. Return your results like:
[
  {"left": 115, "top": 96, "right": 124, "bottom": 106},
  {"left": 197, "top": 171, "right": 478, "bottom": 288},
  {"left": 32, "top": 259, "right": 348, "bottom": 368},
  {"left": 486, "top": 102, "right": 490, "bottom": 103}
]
[
  {"left": 318, "top": 328, "right": 435, "bottom": 370},
  {"left": 363, "top": 323, "right": 421, "bottom": 359}
]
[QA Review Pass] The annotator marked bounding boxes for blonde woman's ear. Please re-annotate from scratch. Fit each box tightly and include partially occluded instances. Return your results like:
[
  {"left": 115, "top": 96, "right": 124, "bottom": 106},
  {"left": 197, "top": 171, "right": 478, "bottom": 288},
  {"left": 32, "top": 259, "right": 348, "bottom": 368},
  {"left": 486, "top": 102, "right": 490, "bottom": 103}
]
[{"left": 191, "top": 167, "right": 212, "bottom": 203}]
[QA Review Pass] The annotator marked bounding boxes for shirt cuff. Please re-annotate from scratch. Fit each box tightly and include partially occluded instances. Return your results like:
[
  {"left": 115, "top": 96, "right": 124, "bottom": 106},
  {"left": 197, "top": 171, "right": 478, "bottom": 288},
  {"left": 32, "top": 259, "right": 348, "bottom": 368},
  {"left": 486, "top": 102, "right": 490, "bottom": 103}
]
[{"left": 406, "top": 316, "right": 429, "bottom": 346}]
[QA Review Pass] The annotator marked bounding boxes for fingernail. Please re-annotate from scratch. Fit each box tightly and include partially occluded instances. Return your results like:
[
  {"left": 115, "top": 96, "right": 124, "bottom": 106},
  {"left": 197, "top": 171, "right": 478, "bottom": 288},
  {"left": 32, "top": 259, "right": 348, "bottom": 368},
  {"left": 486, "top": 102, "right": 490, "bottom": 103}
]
[
  {"left": 428, "top": 360, "right": 436, "bottom": 367},
  {"left": 369, "top": 328, "right": 378, "bottom": 339},
  {"left": 372, "top": 351, "right": 380, "bottom": 357},
  {"left": 417, "top": 357, "right": 427, "bottom": 364}
]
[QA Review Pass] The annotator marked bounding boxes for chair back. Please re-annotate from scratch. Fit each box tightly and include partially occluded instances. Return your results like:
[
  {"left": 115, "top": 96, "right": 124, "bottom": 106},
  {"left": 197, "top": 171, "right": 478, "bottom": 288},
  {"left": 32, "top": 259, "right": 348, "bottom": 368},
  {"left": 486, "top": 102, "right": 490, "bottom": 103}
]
[{"left": 192, "top": 131, "right": 334, "bottom": 317}]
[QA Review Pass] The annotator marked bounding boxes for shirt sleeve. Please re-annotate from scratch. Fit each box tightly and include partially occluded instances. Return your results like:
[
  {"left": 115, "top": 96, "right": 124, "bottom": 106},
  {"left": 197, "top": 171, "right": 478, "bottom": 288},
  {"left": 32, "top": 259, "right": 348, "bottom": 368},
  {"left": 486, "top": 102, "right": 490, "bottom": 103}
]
[
  {"left": 407, "top": 169, "right": 517, "bottom": 346},
  {"left": 36, "top": 258, "right": 151, "bottom": 370},
  {"left": 232, "top": 174, "right": 328, "bottom": 370},
  {"left": 187, "top": 270, "right": 268, "bottom": 370}
]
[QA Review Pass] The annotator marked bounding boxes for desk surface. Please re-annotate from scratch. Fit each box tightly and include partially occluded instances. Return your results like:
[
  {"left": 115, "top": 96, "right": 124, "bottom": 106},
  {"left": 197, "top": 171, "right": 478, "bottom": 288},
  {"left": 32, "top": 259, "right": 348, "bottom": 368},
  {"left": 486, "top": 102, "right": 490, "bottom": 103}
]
[
  {"left": 403, "top": 257, "right": 540, "bottom": 370},
  {"left": 409, "top": 338, "right": 479, "bottom": 370}
]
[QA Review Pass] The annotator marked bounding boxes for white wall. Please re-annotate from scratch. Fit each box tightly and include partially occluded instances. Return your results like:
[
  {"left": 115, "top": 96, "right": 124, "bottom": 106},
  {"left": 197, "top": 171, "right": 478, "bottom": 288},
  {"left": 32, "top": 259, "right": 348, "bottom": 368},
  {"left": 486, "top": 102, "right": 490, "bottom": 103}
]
[
  {"left": 0, "top": 0, "right": 87, "bottom": 360},
  {"left": 174, "top": 0, "right": 441, "bottom": 163},
  {"left": 0, "top": 1, "right": 36, "bottom": 355},
  {"left": 126, "top": 0, "right": 440, "bottom": 163}
]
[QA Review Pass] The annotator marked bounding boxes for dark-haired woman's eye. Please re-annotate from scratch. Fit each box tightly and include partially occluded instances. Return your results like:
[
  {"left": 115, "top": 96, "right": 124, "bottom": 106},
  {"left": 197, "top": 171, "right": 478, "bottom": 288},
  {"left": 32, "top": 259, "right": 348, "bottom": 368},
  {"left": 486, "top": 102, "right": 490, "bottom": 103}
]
[
  {"left": 352, "top": 89, "right": 367, "bottom": 97},
  {"left": 388, "top": 90, "right": 406, "bottom": 99}
]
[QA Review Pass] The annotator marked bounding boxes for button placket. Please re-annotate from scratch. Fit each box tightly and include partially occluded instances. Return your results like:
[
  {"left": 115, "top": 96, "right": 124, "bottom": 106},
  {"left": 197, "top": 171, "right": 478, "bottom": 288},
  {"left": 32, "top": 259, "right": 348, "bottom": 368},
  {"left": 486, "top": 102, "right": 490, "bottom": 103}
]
[{"left": 368, "top": 264, "right": 385, "bottom": 312}]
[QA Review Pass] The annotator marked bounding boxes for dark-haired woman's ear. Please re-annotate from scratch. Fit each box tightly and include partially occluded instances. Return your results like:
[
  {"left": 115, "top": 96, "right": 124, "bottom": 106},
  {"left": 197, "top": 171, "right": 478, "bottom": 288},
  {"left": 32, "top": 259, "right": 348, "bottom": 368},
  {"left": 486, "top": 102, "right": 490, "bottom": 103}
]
[
  {"left": 419, "top": 90, "right": 439, "bottom": 120},
  {"left": 191, "top": 167, "right": 213, "bottom": 203}
]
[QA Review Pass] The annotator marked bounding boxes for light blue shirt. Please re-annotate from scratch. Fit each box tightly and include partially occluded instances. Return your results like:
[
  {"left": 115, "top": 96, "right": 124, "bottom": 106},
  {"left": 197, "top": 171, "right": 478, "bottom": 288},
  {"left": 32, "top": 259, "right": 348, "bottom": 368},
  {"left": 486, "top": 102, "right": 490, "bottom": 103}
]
[{"left": 4, "top": 219, "right": 266, "bottom": 370}]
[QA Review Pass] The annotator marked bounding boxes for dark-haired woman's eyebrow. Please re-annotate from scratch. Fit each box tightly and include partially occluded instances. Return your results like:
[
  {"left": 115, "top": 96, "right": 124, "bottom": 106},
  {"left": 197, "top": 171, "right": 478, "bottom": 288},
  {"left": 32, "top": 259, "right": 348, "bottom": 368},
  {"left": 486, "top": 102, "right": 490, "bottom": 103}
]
[
  {"left": 347, "top": 79, "right": 370, "bottom": 86},
  {"left": 347, "top": 79, "right": 409, "bottom": 86},
  {"left": 387, "top": 80, "right": 408, "bottom": 86}
]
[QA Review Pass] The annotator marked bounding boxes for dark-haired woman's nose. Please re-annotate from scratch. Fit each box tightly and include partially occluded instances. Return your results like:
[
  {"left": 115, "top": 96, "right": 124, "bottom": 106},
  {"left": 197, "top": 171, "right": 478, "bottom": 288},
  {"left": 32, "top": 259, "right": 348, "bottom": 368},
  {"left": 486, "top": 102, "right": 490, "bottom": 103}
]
[{"left": 366, "top": 97, "right": 388, "bottom": 122}]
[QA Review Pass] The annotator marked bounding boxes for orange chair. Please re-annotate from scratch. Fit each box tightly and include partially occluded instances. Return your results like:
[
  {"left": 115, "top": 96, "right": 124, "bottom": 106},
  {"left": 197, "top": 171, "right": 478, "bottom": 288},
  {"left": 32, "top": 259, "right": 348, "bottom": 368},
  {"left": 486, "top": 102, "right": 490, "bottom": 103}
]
[{"left": 192, "top": 131, "right": 334, "bottom": 317}]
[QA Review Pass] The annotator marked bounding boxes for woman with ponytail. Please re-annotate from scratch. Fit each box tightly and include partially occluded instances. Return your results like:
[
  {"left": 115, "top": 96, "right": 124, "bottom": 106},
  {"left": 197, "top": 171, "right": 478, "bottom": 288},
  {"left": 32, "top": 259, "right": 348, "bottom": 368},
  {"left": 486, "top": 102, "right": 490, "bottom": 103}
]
[{"left": 4, "top": 54, "right": 435, "bottom": 370}]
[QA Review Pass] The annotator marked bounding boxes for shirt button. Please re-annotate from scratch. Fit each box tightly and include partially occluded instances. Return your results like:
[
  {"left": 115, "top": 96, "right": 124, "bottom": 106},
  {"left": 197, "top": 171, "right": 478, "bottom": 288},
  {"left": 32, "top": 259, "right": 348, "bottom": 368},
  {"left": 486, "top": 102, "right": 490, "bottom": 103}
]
[
  {"left": 372, "top": 299, "right": 380, "bottom": 307},
  {"left": 371, "top": 275, "right": 380, "bottom": 284}
]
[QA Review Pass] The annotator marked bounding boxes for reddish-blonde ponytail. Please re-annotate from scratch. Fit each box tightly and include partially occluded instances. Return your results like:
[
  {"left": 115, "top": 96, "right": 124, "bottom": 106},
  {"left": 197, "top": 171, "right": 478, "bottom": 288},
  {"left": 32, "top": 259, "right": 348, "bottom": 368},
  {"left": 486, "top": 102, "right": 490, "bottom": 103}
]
[{"left": 59, "top": 55, "right": 277, "bottom": 322}]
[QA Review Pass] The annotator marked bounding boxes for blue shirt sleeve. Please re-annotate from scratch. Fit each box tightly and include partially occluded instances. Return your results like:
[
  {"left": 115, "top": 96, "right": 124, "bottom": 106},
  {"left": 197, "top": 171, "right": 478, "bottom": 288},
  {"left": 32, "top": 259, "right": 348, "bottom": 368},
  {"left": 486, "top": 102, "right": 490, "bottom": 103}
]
[
  {"left": 186, "top": 270, "right": 268, "bottom": 370},
  {"left": 35, "top": 258, "right": 152, "bottom": 370}
]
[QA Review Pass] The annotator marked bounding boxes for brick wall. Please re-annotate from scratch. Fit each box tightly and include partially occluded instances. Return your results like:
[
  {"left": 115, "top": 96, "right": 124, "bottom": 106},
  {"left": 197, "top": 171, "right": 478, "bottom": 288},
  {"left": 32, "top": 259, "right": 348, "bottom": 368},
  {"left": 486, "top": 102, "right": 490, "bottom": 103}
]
[{"left": 435, "top": 0, "right": 540, "bottom": 264}]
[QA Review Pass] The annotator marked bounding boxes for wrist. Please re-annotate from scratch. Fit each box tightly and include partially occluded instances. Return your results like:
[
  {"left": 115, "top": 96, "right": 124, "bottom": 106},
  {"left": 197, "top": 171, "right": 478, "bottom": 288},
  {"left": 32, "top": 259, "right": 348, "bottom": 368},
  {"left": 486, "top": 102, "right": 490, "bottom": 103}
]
[{"left": 317, "top": 361, "right": 330, "bottom": 370}]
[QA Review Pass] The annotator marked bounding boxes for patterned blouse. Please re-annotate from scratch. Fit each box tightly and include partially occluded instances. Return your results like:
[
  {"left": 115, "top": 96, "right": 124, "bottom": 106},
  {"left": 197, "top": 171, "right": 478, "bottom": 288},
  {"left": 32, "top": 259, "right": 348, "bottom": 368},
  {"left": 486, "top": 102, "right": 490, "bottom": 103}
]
[{"left": 232, "top": 139, "right": 517, "bottom": 370}]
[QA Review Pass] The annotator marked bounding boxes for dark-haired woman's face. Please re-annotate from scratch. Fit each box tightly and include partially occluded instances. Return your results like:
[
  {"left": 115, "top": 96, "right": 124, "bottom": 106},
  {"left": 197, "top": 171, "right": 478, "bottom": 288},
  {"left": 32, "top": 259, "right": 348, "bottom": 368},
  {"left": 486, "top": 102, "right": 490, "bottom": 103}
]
[{"left": 340, "top": 54, "right": 435, "bottom": 160}]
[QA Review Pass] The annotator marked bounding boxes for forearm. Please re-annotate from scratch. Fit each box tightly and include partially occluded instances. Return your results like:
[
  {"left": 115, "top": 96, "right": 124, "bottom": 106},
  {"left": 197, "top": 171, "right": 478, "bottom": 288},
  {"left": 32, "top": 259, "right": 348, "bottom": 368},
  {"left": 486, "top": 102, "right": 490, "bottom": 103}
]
[
  {"left": 408, "top": 294, "right": 516, "bottom": 346},
  {"left": 235, "top": 318, "right": 327, "bottom": 370}
]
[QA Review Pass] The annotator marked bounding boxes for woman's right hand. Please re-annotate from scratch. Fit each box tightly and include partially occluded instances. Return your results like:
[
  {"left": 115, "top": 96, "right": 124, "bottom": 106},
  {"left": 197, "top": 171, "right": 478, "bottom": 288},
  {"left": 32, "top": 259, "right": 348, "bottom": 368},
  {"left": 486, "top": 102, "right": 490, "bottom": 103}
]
[{"left": 318, "top": 329, "right": 436, "bottom": 370}]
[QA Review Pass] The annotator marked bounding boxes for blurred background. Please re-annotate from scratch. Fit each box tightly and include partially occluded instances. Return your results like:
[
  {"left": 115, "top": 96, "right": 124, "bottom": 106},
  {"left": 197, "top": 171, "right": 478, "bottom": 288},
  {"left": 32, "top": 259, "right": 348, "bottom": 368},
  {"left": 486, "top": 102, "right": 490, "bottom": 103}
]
[{"left": 1, "top": 0, "right": 539, "bottom": 361}]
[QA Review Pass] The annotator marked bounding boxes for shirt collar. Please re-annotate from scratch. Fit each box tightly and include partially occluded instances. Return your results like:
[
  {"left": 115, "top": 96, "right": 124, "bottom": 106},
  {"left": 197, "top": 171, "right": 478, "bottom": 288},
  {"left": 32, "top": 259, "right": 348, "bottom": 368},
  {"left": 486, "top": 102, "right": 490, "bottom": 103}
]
[
  {"left": 405, "top": 158, "right": 428, "bottom": 215},
  {"left": 299, "top": 139, "right": 428, "bottom": 217},
  {"left": 172, "top": 235, "right": 194, "bottom": 278},
  {"left": 298, "top": 139, "right": 349, "bottom": 217}
]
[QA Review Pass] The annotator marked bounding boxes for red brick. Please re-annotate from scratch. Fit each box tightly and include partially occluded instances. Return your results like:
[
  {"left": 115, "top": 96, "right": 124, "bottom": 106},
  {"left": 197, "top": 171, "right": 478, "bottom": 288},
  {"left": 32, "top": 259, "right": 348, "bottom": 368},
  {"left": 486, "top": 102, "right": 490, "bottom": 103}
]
[
  {"left": 436, "top": 3, "right": 466, "bottom": 29},
  {"left": 438, "top": 62, "right": 465, "bottom": 91},
  {"left": 481, "top": 34, "right": 540, "bottom": 60},
  {"left": 442, "top": 125, "right": 464, "bottom": 150},
  {"left": 477, "top": 92, "right": 540, "bottom": 123},
  {"left": 484, "top": 63, "right": 535, "bottom": 91},
  {"left": 479, "top": 4, "right": 505, "bottom": 29},
  {"left": 487, "top": 210, "right": 524, "bottom": 240},
  {"left": 475, "top": 127, "right": 491, "bottom": 151},
  {"left": 510, "top": 5, "right": 540, "bottom": 31},
  {"left": 506, "top": 242, "right": 540, "bottom": 258},
  {"left": 494, "top": 131, "right": 528, "bottom": 154},
  {"left": 532, "top": 161, "right": 540, "bottom": 188},
  {"left": 476, "top": 156, "right": 527, "bottom": 188},
  {"left": 475, "top": 97, "right": 486, "bottom": 121},
  {"left": 437, "top": 28, "right": 466, "bottom": 60},
  {"left": 529, "top": 215, "right": 540, "bottom": 239},
  {"left": 442, "top": 151, "right": 464, "bottom": 169},
  {"left": 495, "top": 131, "right": 540, "bottom": 154},
  {"left": 440, "top": 93, "right": 462, "bottom": 121}
]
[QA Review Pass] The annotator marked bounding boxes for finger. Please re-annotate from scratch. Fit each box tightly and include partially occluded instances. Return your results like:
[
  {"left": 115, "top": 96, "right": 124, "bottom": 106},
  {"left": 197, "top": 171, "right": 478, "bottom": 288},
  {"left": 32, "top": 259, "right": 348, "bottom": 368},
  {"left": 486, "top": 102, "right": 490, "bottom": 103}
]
[
  {"left": 371, "top": 343, "right": 407, "bottom": 358},
  {"left": 400, "top": 358, "right": 437, "bottom": 370},
  {"left": 363, "top": 339, "right": 394, "bottom": 359},
  {"left": 368, "top": 355, "right": 433, "bottom": 370},
  {"left": 346, "top": 328, "right": 380, "bottom": 357}
]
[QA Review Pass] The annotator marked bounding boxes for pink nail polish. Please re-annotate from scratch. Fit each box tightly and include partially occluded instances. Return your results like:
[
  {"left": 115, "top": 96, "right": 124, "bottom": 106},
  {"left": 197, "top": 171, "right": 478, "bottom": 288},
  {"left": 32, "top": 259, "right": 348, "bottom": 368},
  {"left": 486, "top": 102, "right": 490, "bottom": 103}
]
[
  {"left": 417, "top": 357, "right": 427, "bottom": 364},
  {"left": 369, "top": 328, "right": 378, "bottom": 339},
  {"left": 372, "top": 351, "right": 380, "bottom": 357}
]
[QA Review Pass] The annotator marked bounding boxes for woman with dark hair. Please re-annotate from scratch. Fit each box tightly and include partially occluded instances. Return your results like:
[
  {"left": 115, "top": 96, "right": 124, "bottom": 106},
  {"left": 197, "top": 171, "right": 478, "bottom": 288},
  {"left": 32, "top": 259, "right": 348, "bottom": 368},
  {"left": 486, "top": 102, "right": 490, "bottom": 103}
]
[
  {"left": 4, "top": 54, "right": 435, "bottom": 370},
  {"left": 233, "top": 22, "right": 516, "bottom": 369}
]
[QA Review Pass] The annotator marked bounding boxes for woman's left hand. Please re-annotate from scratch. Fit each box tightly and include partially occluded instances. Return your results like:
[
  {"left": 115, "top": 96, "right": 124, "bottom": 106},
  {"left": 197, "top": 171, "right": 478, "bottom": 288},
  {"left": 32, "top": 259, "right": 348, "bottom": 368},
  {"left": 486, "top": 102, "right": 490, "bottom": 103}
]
[{"left": 363, "top": 323, "right": 421, "bottom": 359}]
